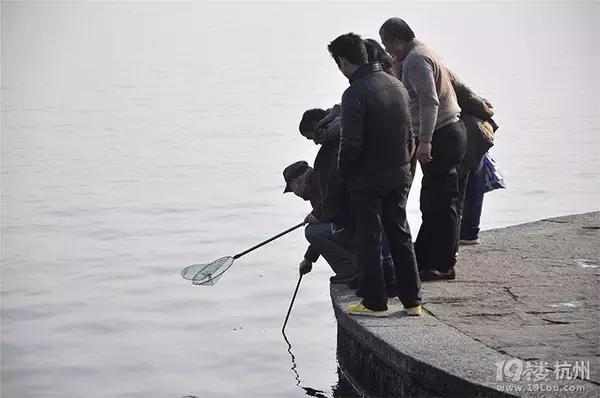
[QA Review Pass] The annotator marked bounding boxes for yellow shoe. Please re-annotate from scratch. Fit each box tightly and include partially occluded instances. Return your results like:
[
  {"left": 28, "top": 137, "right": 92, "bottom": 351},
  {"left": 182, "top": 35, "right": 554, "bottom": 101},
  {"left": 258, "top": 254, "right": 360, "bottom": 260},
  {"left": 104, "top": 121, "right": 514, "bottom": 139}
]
[
  {"left": 347, "top": 302, "right": 389, "bottom": 316},
  {"left": 404, "top": 305, "right": 422, "bottom": 316}
]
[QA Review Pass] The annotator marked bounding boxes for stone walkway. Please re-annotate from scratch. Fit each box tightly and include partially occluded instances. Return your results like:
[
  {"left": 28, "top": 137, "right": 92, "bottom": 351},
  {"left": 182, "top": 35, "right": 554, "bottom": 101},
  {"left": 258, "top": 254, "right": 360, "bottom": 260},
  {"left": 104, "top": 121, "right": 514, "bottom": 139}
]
[{"left": 332, "top": 212, "right": 600, "bottom": 397}]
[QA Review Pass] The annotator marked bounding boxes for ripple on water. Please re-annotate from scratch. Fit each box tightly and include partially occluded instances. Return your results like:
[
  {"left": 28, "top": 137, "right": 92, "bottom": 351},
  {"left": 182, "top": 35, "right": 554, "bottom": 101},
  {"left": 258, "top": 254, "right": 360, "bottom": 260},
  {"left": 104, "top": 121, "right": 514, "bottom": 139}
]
[
  {"left": 54, "top": 320, "right": 132, "bottom": 334},
  {"left": 1, "top": 308, "right": 57, "bottom": 322}
]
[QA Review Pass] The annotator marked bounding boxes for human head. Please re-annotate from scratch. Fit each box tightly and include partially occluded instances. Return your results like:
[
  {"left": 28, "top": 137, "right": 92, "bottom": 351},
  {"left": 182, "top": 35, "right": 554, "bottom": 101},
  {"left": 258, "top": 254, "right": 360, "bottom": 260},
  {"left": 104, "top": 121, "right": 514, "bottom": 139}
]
[
  {"left": 299, "top": 108, "right": 328, "bottom": 140},
  {"left": 364, "top": 38, "right": 396, "bottom": 77},
  {"left": 379, "top": 18, "right": 415, "bottom": 60},
  {"left": 327, "top": 33, "right": 368, "bottom": 78},
  {"left": 283, "top": 161, "right": 312, "bottom": 199}
]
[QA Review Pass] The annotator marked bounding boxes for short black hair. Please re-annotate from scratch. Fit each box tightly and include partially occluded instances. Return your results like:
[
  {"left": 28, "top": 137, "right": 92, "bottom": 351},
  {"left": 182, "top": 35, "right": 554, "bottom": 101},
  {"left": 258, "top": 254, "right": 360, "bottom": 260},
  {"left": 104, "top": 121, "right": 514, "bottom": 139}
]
[
  {"left": 364, "top": 39, "right": 394, "bottom": 72},
  {"left": 299, "top": 108, "right": 328, "bottom": 136},
  {"left": 379, "top": 18, "right": 416, "bottom": 42},
  {"left": 327, "top": 33, "right": 368, "bottom": 66}
]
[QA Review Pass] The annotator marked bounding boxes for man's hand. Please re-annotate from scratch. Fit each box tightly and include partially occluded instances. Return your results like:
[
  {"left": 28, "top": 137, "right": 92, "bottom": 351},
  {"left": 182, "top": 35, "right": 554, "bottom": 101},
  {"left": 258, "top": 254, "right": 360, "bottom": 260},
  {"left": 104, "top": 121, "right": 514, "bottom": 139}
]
[
  {"left": 299, "top": 259, "right": 313, "bottom": 275},
  {"left": 416, "top": 141, "right": 433, "bottom": 165},
  {"left": 482, "top": 98, "right": 494, "bottom": 118},
  {"left": 314, "top": 113, "right": 334, "bottom": 132},
  {"left": 304, "top": 212, "right": 320, "bottom": 224}
]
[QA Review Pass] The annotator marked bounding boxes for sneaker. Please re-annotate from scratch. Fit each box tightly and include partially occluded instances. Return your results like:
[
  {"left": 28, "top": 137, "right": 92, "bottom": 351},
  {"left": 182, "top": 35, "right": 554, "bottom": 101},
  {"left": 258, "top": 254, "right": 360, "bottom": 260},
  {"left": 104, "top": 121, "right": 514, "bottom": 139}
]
[
  {"left": 330, "top": 274, "right": 358, "bottom": 284},
  {"left": 347, "top": 302, "right": 389, "bottom": 316},
  {"left": 419, "top": 268, "right": 456, "bottom": 281},
  {"left": 404, "top": 305, "right": 422, "bottom": 316},
  {"left": 459, "top": 237, "right": 480, "bottom": 245}
]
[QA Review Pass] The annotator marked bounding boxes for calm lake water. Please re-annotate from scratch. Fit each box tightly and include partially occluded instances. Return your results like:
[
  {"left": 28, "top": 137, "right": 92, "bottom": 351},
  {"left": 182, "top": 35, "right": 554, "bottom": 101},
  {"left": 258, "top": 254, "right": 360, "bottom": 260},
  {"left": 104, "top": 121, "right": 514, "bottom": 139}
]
[{"left": 1, "top": 2, "right": 598, "bottom": 397}]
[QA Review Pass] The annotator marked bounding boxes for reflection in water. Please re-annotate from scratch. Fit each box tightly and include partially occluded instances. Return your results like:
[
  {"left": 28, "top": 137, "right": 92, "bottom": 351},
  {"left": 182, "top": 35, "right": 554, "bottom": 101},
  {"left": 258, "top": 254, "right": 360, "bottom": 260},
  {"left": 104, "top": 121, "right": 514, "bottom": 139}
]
[
  {"left": 282, "top": 330, "right": 359, "bottom": 398},
  {"left": 303, "top": 387, "right": 332, "bottom": 398},
  {"left": 333, "top": 367, "right": 363, "bottom": 398},
  {"left": 183, "top": 332, "right": 358, "bottom": 398},
  {"left": 282, "top": 272, "right": 342, "bottom": 397},
  {"left": 282, "top": 331, "right": 302, "bottom": 387}
]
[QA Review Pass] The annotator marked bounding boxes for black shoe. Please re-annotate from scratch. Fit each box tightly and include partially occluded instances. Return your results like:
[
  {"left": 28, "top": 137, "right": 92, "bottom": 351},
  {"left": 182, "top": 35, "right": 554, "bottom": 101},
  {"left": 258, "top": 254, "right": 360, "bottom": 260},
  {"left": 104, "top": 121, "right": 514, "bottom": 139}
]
[
  {"left": 330, "top": 274, "right": 358, "bottom": 284},
  {"left": 419, "top": 268, "right": 456, "bottom": 281},
  {"left": 355, "top": 287, "right": 365, "bottom": 298}
]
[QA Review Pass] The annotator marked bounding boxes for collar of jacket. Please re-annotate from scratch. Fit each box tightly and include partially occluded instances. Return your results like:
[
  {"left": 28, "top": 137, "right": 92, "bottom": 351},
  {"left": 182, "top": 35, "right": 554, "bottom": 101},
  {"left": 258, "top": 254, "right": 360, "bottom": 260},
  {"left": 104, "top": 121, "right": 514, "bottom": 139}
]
[
  {"left": 348, "top": 62, "right": 383, "bottom": 83},
  {"left": 397, "top": 39, "right": 421, "bottom": 62}
]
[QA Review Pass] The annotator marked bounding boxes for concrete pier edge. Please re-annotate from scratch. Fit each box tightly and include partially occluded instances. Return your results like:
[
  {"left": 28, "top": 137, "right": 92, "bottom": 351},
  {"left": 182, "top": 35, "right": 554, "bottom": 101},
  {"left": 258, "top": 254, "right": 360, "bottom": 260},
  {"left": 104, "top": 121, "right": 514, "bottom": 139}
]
[{"left": 331, "top": 212, "right": 600, "bottom": 397}]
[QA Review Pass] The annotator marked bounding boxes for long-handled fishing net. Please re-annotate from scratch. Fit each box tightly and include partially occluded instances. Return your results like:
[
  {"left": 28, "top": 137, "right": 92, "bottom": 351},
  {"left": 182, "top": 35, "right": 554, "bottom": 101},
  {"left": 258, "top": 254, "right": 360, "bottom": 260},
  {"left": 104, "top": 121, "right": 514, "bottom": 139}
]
[{"left": 181, "top": 222, "right": 305, "bottom": 286}]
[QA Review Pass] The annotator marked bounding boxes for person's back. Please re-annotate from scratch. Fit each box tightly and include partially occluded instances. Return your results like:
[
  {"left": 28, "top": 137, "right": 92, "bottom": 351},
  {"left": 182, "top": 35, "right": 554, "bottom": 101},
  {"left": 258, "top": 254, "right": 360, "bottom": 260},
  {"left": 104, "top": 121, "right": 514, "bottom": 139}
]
[
  {"left": 339, "top": 64, "right": 413, "bottom": 192},
  {"left": 401, "top": 40, "right": 461, "bottom": 141},
  {"left": 380, "top": 17, "right": 468, "bottom": 280},
  {"left": 298, "top": 109, "right": 353, "bottom": 228}
]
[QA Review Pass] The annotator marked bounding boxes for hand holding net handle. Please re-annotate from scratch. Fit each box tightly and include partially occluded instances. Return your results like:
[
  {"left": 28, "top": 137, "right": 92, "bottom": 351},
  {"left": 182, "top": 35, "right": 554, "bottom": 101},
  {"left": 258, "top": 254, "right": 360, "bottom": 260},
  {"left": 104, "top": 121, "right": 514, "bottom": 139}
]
[{"left": 233, "top": 221, "right": 306, "bottom": 260}]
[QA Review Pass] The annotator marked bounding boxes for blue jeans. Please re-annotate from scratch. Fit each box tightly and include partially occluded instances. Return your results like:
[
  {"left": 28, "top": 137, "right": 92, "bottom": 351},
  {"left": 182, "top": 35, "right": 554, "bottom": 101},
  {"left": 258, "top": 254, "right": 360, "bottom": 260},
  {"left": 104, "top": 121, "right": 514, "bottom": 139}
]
[{"left": 460, "top": 156, "right": 485, "bottom": 240}]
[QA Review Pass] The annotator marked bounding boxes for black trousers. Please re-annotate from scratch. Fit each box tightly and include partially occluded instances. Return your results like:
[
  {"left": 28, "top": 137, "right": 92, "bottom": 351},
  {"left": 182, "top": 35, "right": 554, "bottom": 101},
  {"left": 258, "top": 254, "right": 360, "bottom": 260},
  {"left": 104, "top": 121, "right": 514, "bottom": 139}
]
[
  {"left": 305, "top": 222, "right": 358, "bottom": 277},
  {"left": 350, "top": 184, "right": 421, "bottom": 310},
  {"left": 415, "top": 120, "right": 467, "bottom": 272}
]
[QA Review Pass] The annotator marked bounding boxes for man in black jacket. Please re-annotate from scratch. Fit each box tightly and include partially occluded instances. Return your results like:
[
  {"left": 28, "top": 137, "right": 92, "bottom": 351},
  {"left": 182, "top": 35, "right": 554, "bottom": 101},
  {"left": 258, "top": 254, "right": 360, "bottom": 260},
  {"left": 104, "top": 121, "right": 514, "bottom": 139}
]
[{"left": 327, "top": 33, "right": 421, "bottom": 315}]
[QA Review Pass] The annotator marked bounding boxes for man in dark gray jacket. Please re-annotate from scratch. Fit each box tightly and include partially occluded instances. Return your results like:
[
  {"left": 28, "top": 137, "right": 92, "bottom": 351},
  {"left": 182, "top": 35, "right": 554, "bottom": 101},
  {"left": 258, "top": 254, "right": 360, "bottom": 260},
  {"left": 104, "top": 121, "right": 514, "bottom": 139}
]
[{"left": 327, "top": 33, "right": 421, "bottom": 316}]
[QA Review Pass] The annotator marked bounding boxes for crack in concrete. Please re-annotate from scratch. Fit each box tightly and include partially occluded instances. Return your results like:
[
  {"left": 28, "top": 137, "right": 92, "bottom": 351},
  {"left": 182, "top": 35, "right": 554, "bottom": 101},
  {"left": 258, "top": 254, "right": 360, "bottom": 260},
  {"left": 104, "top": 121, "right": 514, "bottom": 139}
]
[
  {"left": 423, "top": 303, "right": 600, "bottom": 390},
  {"left": 463, "top": 312, "right": 513, "bottom": 318},
  {"left": 426, "top": 297, "right": 471, "bottom": 304},
  {"left": 526, "top": 310, "right": 574, "bottom": 315},
  {"left": 424, "top": 304, "right": 516, "bottom": 359},
  {"left": 581, "top": 225, "right": 600, "bottom": 230},
  {"left": 451, "top": 280, "right": 507, "bottom": 285},
  {"left": 422, "top": 306, "right": 435, "bottom": 317},
  {"left": 542, "top": 219, "right": 571, "bottom": 224},
  {"left": 540, "top": 318, "right": 571, "bottom": 325},
  {"left": 504, "top": 286, "right": 519, "bottom": 301}
]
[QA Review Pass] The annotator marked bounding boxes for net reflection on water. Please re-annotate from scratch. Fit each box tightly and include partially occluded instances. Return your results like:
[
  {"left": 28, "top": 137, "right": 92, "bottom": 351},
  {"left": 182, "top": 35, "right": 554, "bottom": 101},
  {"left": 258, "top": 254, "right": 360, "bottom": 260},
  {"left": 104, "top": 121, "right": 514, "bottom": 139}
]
[{"left": 282, "top": 330, "right": 360, "bottom": 398}]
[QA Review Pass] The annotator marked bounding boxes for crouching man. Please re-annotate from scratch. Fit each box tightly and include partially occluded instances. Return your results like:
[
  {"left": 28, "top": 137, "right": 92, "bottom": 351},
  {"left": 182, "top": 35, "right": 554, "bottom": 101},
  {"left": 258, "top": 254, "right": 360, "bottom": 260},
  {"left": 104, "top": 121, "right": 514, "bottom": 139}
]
[{"left": 283, "top": 160, "right": 358, "bottom": 283}]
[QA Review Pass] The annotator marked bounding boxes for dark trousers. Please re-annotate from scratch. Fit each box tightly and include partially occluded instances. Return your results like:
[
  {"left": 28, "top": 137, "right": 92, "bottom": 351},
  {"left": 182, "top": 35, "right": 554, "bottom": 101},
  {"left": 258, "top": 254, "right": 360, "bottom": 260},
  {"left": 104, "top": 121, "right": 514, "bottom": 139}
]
[
  {"left": 305, "top": 223, "right": 358, "bottom": 277},
  {"left": 382, "top": 234, "right": 396, "bottom": 286},
  {"left": 357, "top": 233, "right": 397, "bottom": 295},
  {"left": 460, "top": 155, "right": 485, "bottom": 240},
  {"left": 415, "top": 121, "right": 467, "bottom": 272},
  {"left": 350, "top": 185, "right": 421, "bottom": 310}
]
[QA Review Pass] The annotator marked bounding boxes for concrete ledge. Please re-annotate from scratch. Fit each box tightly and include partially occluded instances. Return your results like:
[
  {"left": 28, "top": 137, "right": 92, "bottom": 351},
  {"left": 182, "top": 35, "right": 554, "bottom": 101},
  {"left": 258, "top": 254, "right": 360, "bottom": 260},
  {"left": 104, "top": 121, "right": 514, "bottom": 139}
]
[{"left": 332, "top": 212, "right": 600, "bottom": 397}]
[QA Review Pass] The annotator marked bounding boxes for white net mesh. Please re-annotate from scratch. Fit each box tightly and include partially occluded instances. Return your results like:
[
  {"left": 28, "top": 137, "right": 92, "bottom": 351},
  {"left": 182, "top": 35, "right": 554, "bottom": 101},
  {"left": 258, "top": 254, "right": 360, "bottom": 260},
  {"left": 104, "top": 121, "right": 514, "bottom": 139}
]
[{"left": 180, "top": 256, "right": 234, "bottom": 286}]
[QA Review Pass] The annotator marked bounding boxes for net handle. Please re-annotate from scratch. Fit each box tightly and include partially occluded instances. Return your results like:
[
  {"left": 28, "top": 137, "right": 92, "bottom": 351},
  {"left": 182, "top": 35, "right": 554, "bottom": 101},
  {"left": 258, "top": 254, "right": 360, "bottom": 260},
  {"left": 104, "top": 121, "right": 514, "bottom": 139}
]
[{"left": 233, "top": 221, "right": 306, "bottom": 260}]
